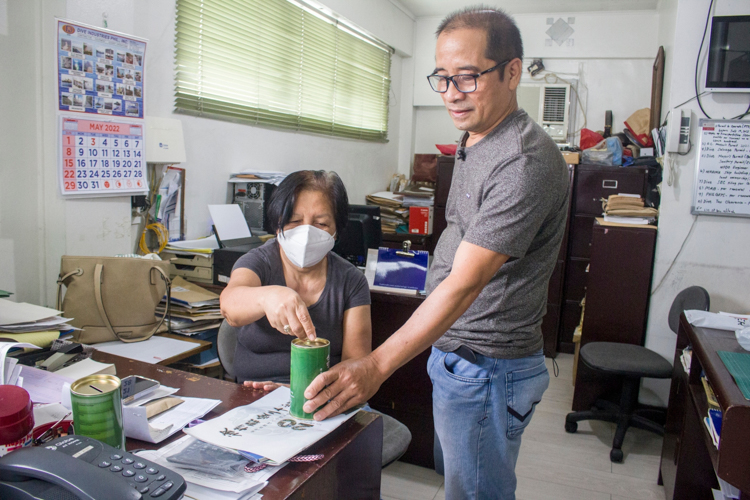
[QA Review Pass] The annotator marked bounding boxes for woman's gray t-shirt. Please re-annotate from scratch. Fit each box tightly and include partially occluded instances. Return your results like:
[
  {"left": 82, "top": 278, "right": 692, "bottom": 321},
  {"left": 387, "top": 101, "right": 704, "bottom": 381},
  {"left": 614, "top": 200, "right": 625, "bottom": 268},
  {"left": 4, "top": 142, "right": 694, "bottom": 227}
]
[{"left": 231, "top": 240, "right": 371, "bottom": 384}]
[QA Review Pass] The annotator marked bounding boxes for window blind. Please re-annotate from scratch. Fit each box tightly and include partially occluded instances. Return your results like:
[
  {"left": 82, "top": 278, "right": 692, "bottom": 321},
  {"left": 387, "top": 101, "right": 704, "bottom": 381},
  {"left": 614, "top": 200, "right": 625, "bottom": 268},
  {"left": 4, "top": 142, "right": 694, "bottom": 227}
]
[{"left": 175, "top": 0, "right": 392, "bottom": 141}]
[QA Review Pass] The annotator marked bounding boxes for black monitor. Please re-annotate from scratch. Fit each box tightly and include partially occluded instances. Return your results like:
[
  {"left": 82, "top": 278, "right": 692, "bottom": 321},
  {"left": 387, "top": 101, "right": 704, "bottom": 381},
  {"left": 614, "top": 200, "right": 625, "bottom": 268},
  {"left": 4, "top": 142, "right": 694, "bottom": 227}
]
[
  {"left": 706, "top": 15, "right": 750, "bottom": 92},
  {"left": 333, "top": 205, "right": 382, "bottom": 267}
]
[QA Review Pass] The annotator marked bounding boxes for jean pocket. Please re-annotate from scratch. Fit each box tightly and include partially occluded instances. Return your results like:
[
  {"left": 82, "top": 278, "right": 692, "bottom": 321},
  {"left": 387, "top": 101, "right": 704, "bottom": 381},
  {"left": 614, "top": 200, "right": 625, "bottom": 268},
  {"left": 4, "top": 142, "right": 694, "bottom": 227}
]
[
  {"left": 505, "top": 360, "right": 549, "bottom": 438},
  {"left": 441, "top": 352, "right": 490, "bottom": 384}
]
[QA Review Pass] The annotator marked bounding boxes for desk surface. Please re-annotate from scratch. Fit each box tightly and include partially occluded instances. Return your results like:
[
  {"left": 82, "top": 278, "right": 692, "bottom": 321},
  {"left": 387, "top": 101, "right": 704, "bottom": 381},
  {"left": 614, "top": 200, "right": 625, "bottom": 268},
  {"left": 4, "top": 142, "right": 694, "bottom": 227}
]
[{"left": 93, "top": 351, "right": 382, "bottom": 499}]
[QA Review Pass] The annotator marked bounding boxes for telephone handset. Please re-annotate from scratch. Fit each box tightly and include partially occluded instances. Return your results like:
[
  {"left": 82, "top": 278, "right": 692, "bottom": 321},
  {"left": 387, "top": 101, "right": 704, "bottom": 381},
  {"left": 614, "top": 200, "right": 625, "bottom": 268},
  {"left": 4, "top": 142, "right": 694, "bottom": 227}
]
[{"left": 0, "top": 435, "right": 186, "bottom": 500}]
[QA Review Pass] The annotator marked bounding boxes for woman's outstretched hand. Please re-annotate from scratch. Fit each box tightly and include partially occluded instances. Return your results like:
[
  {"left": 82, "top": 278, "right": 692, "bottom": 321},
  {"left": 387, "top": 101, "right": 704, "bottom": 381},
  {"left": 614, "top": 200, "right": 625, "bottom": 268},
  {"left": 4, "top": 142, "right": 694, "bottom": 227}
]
[
  {"left": 243, "top": 380, "right": 289, "bottom": 392},
  {"left": 262, "top": 286, "right": 317, "bottom": 340}
]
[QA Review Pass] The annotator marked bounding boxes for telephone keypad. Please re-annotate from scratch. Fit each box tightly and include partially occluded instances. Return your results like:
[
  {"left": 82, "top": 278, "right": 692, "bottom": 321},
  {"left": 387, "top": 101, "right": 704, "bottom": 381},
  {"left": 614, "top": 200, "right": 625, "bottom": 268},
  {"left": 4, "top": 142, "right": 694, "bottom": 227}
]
[{"left": 23, "top": 435, "right": 185, "bottom": 500}]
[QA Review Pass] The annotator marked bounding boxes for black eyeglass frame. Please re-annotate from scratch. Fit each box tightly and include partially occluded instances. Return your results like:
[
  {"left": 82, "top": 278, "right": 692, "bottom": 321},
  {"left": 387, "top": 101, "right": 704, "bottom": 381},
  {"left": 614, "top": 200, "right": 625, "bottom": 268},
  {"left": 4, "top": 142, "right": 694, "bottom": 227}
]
[{"left": 427, "top": 60, "right": 511, "bottom": 93}]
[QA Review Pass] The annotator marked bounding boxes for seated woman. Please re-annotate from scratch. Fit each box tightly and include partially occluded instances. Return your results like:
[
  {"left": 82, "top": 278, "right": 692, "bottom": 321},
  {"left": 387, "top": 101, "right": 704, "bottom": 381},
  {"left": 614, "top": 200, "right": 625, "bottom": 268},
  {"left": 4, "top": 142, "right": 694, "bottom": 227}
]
[{"left": 220, "top": 170, "right": 371, "bottom": 388}]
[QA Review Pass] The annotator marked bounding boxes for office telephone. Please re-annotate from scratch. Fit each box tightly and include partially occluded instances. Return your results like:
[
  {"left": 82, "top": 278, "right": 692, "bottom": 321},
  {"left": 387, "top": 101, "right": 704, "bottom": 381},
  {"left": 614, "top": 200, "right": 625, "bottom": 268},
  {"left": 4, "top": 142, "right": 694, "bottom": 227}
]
[{"left": 0, "top": 435, "right": 186, "bottom": 500}]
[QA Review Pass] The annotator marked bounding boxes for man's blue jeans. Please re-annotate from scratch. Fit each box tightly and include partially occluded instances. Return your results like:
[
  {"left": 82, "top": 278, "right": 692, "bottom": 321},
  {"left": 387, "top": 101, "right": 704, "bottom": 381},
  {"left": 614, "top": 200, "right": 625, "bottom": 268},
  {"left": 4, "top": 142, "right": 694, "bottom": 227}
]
[{"left": 427, "top": 346, "right": 549, "bottom": 500}]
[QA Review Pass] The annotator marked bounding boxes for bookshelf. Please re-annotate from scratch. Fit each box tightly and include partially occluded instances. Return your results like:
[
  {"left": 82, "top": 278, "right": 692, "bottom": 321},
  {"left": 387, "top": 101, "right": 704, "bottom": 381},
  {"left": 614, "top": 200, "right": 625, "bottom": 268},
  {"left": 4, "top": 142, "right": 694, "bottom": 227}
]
[{"left": 659, "top": 314, "right": 750, "bottom": 499}]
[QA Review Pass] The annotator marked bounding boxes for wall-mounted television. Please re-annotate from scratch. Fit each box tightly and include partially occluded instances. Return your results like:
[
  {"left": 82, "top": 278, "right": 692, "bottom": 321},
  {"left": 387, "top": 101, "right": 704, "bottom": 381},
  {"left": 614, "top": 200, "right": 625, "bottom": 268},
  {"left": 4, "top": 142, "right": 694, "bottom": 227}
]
[{"left": 706, "top": 15, "right": 750, "bottom": 93}]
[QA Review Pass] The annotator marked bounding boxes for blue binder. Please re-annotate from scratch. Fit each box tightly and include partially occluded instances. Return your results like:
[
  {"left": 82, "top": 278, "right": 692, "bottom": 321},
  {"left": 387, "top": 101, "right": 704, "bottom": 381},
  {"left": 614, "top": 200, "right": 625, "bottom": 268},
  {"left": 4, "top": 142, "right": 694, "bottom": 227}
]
[{"left": 373, "top": 247, "right": 429, "bottom": 292}]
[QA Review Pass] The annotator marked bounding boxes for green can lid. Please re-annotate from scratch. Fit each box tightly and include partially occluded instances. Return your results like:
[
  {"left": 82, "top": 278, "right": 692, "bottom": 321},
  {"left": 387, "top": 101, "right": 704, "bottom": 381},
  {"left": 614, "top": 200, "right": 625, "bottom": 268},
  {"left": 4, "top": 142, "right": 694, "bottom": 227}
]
[
  {"left": 292, "top": 338, "right": 330, "bottom": 348},
  {"left": 71, "top": 374, "right": 121, "bottom": 396}
]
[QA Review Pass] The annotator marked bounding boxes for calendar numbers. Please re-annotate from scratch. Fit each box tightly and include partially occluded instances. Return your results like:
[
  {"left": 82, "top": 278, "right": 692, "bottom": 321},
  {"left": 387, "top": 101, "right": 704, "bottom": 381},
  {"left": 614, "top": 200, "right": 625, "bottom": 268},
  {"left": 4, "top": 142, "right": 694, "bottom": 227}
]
[{"left": 60, "top": 118, "right": 145, "bottom": 195}]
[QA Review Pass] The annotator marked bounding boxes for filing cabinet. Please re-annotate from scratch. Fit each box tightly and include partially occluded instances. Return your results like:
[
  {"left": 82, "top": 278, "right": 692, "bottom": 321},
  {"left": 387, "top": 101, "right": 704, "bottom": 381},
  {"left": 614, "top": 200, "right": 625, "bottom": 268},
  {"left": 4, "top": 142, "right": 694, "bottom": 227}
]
[{"left": 557, "top": 165, "right": 649, "bottom": 353}]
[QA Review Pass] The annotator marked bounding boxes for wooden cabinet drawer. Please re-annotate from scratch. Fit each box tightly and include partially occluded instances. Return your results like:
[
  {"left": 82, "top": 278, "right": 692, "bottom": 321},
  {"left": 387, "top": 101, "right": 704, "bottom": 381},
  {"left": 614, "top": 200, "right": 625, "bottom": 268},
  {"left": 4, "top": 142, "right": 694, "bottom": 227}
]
[
  {"left": 560, "top": 299, "right": 583, "bottom": 346},
  {"left": 563, "top": 257, "right": 588, "bottom": 302},
  {"left": 574, "top": 165, "right": 648, "bottom": 215},
  {"left": 569, "top": 215, "right": 596, "bottom": 259},
  {"left": 435, "top": 156, "right": 455, "bottom": 207},
  {"left": 547, "top": 260, "right": 564, "bottom": 305}
]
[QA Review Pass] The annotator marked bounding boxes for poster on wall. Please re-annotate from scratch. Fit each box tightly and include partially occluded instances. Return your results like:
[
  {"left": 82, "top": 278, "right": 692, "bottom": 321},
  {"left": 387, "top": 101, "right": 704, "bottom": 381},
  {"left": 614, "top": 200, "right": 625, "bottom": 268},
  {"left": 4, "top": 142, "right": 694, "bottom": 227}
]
[
  {"left": 59, "top": 116, "right": 147, "bottom": 197},
  {"left": 57, "top": 19, "right": 146, "bottom": 119}
]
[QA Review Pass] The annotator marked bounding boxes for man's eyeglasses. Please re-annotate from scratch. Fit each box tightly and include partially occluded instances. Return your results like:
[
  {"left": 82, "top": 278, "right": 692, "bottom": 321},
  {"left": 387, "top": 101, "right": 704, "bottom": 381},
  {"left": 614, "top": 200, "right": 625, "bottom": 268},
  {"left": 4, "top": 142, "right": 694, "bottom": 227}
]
[{"left": 427, "top": 60, "right": 510, "bottom": 93}]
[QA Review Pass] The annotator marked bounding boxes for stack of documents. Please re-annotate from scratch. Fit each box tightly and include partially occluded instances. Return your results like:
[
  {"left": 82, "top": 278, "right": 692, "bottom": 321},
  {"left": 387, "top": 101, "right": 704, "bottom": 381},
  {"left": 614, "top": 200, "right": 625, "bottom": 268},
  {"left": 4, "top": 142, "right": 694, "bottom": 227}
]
[
  {"left": 137, "top": 387, "right": 358, "bottom": 500},
  {"left": 165, "top": 235, "right": 219, "bottom": 255},
  {"left": 0, "top": 300, "right": 76, "bottom": 347},
  {"left": 396, "top": 185, "right": 435, "bottom": 208},
  {"left": 365, "top": 192, "right": 408, "bottom": 233},
  {"left": 602, "top": 194, "right": 657, "bottom": 225},
  {"left": 158, "top": 277, "right": 222, "bottom": 335},
  {"left": 229, "top": 170, "right": 287, "bottom": 186}
]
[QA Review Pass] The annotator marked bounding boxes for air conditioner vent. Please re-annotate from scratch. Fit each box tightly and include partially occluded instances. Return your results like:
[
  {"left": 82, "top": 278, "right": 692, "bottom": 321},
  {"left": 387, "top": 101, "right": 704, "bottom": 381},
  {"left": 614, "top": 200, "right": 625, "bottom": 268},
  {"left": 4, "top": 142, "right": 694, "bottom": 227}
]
[{"left": 543, "top": 87, "right": 568, "bottom": 123}]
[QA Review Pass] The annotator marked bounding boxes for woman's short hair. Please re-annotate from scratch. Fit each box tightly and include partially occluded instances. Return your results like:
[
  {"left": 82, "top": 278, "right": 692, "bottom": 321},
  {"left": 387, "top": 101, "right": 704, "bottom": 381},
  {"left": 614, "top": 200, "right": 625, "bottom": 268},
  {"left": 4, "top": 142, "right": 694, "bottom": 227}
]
[
  {"left": 436, "top": 6, "right": 523, "bottom": 81},
  {"left": 267, "top": 170, "right": 349, "bottom": 235}
]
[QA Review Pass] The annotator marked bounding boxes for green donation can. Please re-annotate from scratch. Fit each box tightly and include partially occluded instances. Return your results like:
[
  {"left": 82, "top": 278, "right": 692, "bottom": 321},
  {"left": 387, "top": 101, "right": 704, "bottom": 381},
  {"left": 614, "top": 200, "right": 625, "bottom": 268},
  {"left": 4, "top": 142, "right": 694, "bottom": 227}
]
[
  {"left": 290, "top": 338, "right": 330, "bottom": 420},
  {"left": 70, "top": 374, "right": 125, "bottom": 449}
]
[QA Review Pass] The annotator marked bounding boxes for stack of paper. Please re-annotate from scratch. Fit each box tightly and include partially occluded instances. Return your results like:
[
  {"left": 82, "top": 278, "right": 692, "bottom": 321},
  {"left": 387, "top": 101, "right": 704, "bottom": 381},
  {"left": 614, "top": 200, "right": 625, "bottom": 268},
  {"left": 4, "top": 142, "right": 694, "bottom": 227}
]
[
  {"left": 365, "top": 192, "right": 408, "bottom": 233},
  {"left": 137, "top": 436, "right": 270, "bottom": 499},
  {"left": 229, "top": 170, "right": 287, "bottom": 186},
  {"left": 158, "top": 277, "right": 222, "bottom": 335},
  {"left": 0, "top": 300, "right": 75, "bottom": 347},
  {"left": 396, "top": 185, "right": 435, "bottom": 208},
  {"left": 165, "top": 235, "right": 219, "bottom": 255},
  {"left": 184, "top": 387, "right": 358, "bottom": 462},
  {"left": 602, "top": 194, "right": 657, "bottom": 225}
]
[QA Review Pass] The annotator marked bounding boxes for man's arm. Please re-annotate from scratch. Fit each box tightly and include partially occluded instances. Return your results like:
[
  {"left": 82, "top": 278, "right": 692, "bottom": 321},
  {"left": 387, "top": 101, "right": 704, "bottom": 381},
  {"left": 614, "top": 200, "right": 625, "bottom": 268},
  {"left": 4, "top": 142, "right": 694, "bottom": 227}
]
[{"left": 302, "top": 240, "right": 509, "bottom": 419}]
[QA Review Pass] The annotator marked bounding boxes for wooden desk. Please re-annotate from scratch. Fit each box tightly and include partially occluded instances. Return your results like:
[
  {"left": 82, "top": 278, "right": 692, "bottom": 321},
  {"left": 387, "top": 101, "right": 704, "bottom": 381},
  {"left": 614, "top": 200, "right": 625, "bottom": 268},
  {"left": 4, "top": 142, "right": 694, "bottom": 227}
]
[
  {"left": 659, "top": 314, "right": 750, "bottom": 499},
  {"left": 369, "top": 290, "right": 434, "bottom": 468},
  {"left": 156, "top": 333, "right": 211, "bottom": 365},
  {"left": 92, "top": 351, "right": 383, "bottom": 499}
]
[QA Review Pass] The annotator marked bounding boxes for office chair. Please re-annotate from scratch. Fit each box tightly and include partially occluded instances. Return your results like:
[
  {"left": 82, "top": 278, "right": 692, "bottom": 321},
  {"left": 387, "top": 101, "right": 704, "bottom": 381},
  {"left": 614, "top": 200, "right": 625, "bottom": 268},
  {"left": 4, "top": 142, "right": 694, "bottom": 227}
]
[
  {"left": 564, "top": 286, "right": 710, "bottom": 463},
  {"left": 217, "top": 320, "right": 238, "bottom": 382},
  {"left": 215, "top": 320, "right": 412, "bottom": 467}
]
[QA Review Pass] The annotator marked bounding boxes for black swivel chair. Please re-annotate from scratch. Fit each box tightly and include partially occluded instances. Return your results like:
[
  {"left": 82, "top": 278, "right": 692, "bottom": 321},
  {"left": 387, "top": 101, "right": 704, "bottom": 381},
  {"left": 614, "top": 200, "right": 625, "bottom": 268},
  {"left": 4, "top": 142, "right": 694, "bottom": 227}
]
[{"left": 564, "top": 286, "right": 710, "bottom": 463}]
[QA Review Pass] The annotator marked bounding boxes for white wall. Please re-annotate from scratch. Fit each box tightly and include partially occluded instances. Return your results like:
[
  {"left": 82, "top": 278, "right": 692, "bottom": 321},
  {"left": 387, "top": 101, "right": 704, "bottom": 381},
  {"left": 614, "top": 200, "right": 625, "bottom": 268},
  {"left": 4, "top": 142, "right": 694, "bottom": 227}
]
[
  {"left": 411, "top": 11, "right": 659, "bottom": 153},
  {"left": 642, "top": 0, "right": 750, "bottom": 405},
  {"left": 0, "top": 0, "right": 414, "bottom": 307}
]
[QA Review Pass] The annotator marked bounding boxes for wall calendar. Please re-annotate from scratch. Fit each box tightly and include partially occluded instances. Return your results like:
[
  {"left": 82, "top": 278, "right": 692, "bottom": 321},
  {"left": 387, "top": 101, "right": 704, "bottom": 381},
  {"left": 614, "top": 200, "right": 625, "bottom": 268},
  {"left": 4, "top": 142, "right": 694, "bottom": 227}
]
[{"left": 59, "top": 116, "right": 146, "bottom": 196}]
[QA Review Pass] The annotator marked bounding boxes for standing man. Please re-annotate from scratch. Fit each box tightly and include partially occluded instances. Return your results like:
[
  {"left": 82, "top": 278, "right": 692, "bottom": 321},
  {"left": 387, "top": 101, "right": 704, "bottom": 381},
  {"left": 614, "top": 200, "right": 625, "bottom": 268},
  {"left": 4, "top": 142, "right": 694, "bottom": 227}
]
[{"left": 303, "top": 7, "right": 569, "bottom": 499}]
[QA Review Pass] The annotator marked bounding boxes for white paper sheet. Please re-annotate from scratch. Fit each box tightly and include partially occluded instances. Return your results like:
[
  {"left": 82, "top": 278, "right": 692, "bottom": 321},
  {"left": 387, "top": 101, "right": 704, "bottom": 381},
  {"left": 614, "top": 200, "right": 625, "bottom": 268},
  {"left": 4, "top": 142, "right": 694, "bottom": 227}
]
[
  {"left": 183, "top": 387, "right": 358, "bottom": 464},
  {"left": 136, "top": 435, "right": 274, "bottom": 494},
  {"left": 166, "top": 235, "right": 220, "bottom": 251},
  {"left": 124, "top": 396, "right": 220, "bottom": 443},
  {"left": 685, "top": 310, "right": 749, "bottom": 331},
  {"left": 17, "top": 365, "right": 74, "bottom": 404},
  {"left": 93, "top": 336, "right": 198, "bottom": 364},
  {"left": 124, "top": 385, "right": 180, "bottom": 407},
  {"left": 208, "top": 204, "right": 252, "bottom": 241},
  {"left": 33, "top": 403, "right": 72, "bottom": 429},
  {"left": 0, "top": 300, "right": 63, "bottom": 326},
  {"left": 1, "top": 342, "right": 41, "bottom": 384}
]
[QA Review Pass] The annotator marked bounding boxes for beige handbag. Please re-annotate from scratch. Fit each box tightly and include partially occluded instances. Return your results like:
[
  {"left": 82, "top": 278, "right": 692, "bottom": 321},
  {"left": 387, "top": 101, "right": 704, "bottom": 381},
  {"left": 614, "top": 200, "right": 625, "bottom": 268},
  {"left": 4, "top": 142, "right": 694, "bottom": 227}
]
[{"left": 57, "top": 256, "right": 171, "bottom": 344}]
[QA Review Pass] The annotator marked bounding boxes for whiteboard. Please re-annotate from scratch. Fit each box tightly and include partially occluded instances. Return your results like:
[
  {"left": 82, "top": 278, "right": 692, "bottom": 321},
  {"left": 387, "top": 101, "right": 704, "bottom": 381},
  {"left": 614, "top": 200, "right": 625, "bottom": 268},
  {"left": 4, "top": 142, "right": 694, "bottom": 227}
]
[{"left": 692, "top": 119, "right": 750, "bottom": 217}]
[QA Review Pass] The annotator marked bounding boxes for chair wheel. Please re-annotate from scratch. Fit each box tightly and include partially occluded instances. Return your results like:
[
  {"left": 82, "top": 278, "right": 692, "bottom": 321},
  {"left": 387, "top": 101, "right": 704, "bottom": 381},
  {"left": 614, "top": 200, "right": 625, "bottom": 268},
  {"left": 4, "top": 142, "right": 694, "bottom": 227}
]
[
  {"left": 610, "top": 448, "right": 623, "bottom": 463},
  {"left": 564, "top": 421, "right": 577, "bottom": 433}
]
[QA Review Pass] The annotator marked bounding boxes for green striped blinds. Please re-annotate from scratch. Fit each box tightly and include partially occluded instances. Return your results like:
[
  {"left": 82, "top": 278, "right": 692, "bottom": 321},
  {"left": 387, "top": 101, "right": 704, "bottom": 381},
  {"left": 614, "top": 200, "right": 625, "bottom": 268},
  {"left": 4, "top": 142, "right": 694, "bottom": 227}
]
[{"left": 175, "top": 0, "right": 392, "bottom": 141}]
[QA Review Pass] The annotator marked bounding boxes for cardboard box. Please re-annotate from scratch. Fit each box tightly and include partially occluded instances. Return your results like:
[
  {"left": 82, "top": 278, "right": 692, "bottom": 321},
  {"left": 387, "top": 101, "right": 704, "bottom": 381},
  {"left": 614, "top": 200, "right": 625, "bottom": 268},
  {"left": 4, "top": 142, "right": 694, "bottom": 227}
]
[
  {"left": 561, "top": 151, "right": 580, "bottom": 164},
  {"left": 408, "top": 206, "right": 434, "bottom": 235}
]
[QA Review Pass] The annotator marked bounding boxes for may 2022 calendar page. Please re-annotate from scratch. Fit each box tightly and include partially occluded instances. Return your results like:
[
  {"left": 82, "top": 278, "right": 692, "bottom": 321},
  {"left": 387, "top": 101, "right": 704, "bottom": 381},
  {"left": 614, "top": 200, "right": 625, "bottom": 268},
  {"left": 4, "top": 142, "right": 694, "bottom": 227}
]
[{"left": 59, "top": 116, "right": 147, "bottom": 196}]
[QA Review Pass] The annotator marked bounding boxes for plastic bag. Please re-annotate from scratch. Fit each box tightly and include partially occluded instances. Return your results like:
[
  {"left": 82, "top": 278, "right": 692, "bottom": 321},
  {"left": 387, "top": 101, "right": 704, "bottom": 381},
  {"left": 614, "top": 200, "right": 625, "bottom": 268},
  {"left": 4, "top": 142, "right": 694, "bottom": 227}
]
[
  {"left": 580, "top": 128, "right": 605, "bottom": 150},
  {"left": 581, "top": 137, "right": 623, "bottom": 166},
  {"left": 166, "top": 438, "right": 247, "bottom": 478}
]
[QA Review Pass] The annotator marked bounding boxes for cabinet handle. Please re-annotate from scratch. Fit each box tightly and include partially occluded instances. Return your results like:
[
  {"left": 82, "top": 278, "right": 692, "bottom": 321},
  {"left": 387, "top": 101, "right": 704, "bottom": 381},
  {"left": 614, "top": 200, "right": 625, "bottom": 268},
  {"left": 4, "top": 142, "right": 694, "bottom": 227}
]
[{"left": 602, "top": 180, "right": 618, "bottom": 189}]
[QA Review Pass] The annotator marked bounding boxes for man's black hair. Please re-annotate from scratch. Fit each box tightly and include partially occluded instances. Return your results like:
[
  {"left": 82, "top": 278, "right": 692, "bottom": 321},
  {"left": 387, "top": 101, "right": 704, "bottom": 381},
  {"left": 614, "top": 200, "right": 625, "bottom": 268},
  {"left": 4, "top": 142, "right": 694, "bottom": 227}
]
[{"left": 436, "top": 6, "right": 523, "bottom": 81}]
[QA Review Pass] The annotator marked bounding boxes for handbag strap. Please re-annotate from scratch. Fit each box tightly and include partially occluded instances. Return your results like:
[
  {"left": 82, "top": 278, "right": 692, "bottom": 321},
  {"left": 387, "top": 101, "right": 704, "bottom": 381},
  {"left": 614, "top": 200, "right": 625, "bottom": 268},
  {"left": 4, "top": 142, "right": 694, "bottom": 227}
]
[
  {"left": 56, "top": 268, "right": 83, "bottom": 311},
  {"left": 94, "top": 263, "right": 172, "bottom": 343}
]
